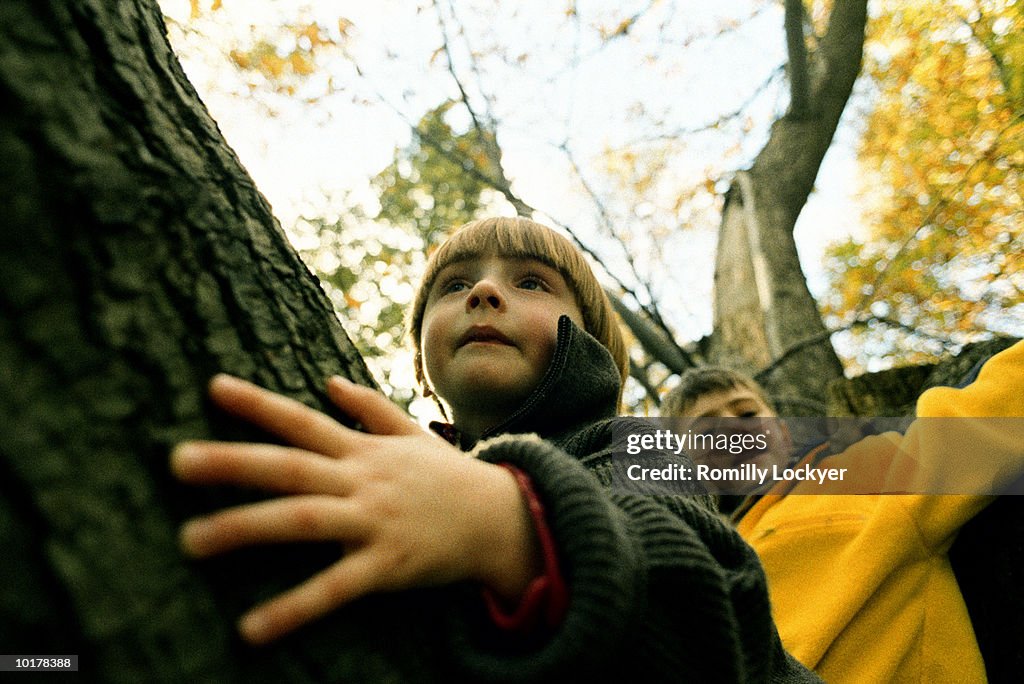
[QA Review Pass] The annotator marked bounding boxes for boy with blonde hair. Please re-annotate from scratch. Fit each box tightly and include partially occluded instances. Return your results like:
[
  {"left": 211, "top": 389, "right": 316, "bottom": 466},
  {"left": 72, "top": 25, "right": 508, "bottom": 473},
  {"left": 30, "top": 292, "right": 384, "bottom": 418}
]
[
  {"left": 172, "top": 217, "right": 817, "bottom": 681},
  {"left": 661, "top": 366, "right": 774, "bottom": 420},
  {"left": 663, "top": 358, "right": 1024, "bottom": 682},
  {"left": 663, "top": 367, "right": 799, "bottom": 514}
]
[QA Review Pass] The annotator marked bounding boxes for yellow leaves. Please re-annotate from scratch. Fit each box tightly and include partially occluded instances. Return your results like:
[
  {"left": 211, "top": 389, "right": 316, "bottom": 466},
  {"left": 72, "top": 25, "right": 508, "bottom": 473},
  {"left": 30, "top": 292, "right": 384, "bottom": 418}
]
[
  {"left": 258, "top": 50, "right": 286, "bottom": 79},
  {"left": 228, "top": 48, "right": 249, "bottom": 70},
  {"left": 596, "top": 12, "right": 638, "bottom": 41},
  {"left": 289, "top": 21, "right": 341, "bottom": 58},
  {"left": 188, "top": 0, "right": 222, "bottom": 19},
  {"left": 222, "top": 18, "right": 350, "bottom": 94},
  {"left": 600, "top": 145, "right": 669, "bottom": 198},
  {"left": 297, "top": 22, "right": 330, "bottom": 48},
  {"left": 828, "top": 0, "right": 1024, "bottom": 358},
  {"left": 609, "top": 17, "right": 636, "bottom": 38},
  {"left": 230, "top": 42, "right": 286, "bottom": 80},
  {"left": 290, "top": 52, "right": 314, "bottom": 77}
]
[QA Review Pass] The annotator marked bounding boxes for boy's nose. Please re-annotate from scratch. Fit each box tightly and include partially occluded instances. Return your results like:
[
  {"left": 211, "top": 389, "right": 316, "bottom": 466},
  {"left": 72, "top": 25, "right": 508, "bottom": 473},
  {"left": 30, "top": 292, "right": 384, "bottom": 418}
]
[{"left": 466, "top": 279, "right": 505, "bottom": 311}]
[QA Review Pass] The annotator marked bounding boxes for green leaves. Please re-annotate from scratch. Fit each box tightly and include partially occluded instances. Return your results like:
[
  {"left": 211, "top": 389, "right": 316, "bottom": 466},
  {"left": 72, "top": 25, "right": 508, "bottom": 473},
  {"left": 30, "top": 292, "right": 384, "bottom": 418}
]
[{"left": 373, "top": 101, "right": 501, "bottom": 247}]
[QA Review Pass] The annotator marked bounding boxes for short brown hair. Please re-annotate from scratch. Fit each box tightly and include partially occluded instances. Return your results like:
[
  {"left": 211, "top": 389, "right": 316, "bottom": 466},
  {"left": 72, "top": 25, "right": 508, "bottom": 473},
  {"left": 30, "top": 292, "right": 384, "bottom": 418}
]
[
  {"left": 408, "top": 217, "right": 629, "bottom": 403},
  {"left": 661, "top": 366, "right": 773, "bottom": 417}
]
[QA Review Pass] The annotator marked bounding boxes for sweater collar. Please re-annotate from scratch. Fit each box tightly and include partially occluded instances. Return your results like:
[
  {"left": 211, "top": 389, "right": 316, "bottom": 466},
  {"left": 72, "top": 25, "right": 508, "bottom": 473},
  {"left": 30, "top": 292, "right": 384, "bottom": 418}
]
[{"left": 431, "top": 315, "right": 621, "bottom": 448}]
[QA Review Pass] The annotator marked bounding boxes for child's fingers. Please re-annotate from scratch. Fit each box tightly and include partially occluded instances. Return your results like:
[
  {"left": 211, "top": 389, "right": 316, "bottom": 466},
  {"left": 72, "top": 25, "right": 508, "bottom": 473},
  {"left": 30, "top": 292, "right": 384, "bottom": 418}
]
[
  {"left": 179, "top": 495, "right": 367, "bottom": 557},
  {"left": 207, "top": 374, "right": 356, "bottom": 456},
  {"left": 171, "top": 441, "right": 353, "bottom": 495},
  {"left": 237, "top": 550, "right": 381, "bottom": 645},
  {"left": 326, "top": 376, "right": 422, "bottom": 436}
]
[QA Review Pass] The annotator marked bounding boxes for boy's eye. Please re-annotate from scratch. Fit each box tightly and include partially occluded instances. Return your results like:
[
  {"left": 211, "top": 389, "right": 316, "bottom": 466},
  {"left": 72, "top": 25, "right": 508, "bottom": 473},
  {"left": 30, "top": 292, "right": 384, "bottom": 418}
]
[
  {"left": 518, "top": 275, "right": 546, "bottom": 291},
  {"left": 440, "top": 279, "right": 469, "bottom": 295},
  {"left": 739, "top": 411, "right": 758, "bottom": 419}
]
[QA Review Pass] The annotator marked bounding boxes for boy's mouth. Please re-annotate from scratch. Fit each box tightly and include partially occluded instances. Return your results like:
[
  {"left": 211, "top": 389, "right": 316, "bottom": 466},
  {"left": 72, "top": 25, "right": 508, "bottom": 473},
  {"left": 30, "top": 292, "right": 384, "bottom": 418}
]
[{"left": 458, "top": 326, "right": 514, "bottom": 347}]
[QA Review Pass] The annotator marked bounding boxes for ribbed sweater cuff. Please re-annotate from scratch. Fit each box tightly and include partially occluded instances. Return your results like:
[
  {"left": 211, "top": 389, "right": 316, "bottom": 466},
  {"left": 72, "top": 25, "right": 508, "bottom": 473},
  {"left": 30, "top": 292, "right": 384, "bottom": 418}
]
[{"left": 449, "top": 435, "right": 642, "bottom": 680}]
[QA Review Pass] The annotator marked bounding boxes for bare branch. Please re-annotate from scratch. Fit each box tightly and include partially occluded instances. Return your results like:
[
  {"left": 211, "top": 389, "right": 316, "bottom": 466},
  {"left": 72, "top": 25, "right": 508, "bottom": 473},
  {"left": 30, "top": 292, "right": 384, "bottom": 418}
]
[
  {"left": 738, "top": 0, "right": 867, "bottom": 225},
  {"left": 431, "top": 0, "right": 504, "bottom": 177},
  {"left": 552, "top": 0, "right": 660, "bottom": 74},
  {"left": 957, "top": 11, "right": 1015, "bottom": 98},
  {"left": 444, "top": 0, "right": 498, "bottom": 125},
  {"left": 610, "top": 0, "right": 658, "bottom": 39},
  {"left": 624, "top": 65, "right": 785, "bottom": 145},
  {"left": 387, "top": 100, "right": 665, "bottom": 320},
  {"left": 379, "top": 97, "right": 689, "bottom": 365},
  {"left": 630, "top": 358, "right": 662, "bottom": 405},
  {"left": 558, "top": 141, "right": 673, "bottom": 331},
  {"left": 753, "top": 316, "right": 959, "bottom": 382},
  {"left": 401, "top": 113, "right": 526, "bottom": 211},
  {"left": 785, "top": 0, "right": 810, "bottom": 118},
  {"left": 815, "top": 0, "right": 869, "bottom": 100},
  {"left": 661, "top": 4, "right": 774, "bottom": 47},
  {"left": 609, "top": 291, "right": 698, "bottom": 374}
]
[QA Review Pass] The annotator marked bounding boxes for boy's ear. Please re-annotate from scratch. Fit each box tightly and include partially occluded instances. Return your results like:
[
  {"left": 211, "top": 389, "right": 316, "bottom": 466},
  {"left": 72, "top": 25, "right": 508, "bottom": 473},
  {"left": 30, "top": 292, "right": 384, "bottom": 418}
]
[
  {"left": 413, "top": 349, "right": 450, "bottom": 419},
  {"left": 414, "top": 351, "right": 426, "bottom": 386}
]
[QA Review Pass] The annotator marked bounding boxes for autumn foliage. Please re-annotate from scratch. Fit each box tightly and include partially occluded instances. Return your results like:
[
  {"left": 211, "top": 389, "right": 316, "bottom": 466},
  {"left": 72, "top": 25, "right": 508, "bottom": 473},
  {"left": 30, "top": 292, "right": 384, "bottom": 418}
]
[{"left": 824, "top": 0, "right": 1023, "bottom": 365}]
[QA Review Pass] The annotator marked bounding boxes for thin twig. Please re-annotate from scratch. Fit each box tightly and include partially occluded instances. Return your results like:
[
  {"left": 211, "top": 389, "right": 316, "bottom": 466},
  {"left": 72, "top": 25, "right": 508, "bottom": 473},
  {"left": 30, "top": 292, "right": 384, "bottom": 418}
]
[
  {"left": 623, "top": 65, "right": 785, "bottom": 146},
  {"left": 753, "top": 316, "right": 959, "bottom": 381},
  {"left": 558, "top": 141, "right": 672, "bottom": 332}
]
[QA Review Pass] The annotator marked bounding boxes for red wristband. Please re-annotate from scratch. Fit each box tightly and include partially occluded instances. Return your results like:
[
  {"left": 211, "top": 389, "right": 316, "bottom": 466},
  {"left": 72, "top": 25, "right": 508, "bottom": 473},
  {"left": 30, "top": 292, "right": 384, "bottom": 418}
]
[{"left": 481, "top": 464, "right": 569, "bottom": 633}]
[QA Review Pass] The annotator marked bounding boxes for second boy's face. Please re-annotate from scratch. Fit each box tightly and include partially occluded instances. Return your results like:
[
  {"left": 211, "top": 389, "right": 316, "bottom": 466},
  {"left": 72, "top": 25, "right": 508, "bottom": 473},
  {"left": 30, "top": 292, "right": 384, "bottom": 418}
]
[
  {"left": 685, "top": 387, "right": 776, "bottom": 423},
  {"left": 680, "top": 387, "right": 792, "bottom": 474},
  {"left": 420, "top": 254, "right": 585, "bottom": 428}
]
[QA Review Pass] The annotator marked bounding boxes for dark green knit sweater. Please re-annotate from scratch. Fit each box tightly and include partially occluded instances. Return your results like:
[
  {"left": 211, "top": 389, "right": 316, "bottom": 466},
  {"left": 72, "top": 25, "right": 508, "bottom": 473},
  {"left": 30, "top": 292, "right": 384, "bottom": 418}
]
[{"left": 438, "top": 316, "right": 819, "bottom": 682}]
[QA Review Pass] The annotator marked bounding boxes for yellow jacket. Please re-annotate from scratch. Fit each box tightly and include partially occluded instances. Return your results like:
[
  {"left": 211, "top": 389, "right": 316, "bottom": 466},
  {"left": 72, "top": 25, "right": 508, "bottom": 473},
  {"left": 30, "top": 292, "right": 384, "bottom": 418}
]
[{"left": 736, "top": 341, "right": 1024, "bottom": 683}]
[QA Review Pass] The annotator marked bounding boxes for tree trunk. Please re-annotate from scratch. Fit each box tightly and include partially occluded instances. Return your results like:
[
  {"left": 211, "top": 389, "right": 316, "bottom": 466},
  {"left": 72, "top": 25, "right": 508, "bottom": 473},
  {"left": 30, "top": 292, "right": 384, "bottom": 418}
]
[
  {"left": 1, "top": 1, "right": 444, "bottom": 680},
  {"left": 825, "top": 337, "right": 1020, "bottom": 417},
  {"left": 710, "top": 0, "right": 867, "bottom": 413}
]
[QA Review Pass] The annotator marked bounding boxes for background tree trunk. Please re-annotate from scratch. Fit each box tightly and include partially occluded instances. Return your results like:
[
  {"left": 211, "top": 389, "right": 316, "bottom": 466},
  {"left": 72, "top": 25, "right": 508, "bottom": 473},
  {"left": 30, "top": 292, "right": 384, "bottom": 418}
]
[
  {"left": 1, "top": 1, "right": 445, "bottom": 680},
  {"left": 709, "top": 0, "right": 867, "bottom": 413},
  {"left": 825, "top": 337, "right": 1019, "bottom": 417}
]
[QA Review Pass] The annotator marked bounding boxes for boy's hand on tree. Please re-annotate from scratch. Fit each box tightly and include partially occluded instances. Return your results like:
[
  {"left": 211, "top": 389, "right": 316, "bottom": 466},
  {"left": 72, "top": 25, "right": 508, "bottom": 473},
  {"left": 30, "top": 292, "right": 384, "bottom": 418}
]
[{"left": 171, "top": 375, "right": 539, "bottom": 645}]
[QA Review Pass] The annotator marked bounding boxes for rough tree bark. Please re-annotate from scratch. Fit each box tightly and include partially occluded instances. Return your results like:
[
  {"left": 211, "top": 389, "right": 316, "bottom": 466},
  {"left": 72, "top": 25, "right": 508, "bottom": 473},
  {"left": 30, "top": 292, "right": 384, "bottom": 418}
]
[
  {"left": 1, "top": 1, "right": 449, "bottom": 681},
  {"left": 710, "top": 0, "right": 867, "bottom": 413}
]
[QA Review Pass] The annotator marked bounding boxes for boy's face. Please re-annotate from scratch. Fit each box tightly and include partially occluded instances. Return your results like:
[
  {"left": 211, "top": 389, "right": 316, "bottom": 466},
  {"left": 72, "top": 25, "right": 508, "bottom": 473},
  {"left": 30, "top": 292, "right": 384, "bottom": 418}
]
[
  {"left": 420, "top": 254, "right": 585, "bottom": 429},
  {"left": 685, "top": 386, "right": 775, "bottom": 423},
  {"left": 680, "top": 386, "right": 792, "bottom": 474}
]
